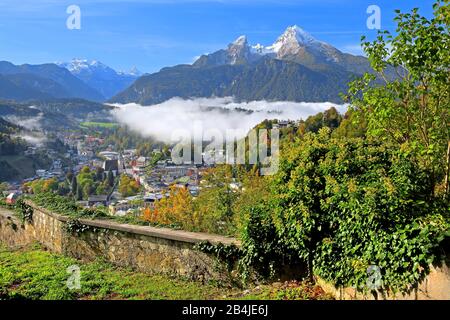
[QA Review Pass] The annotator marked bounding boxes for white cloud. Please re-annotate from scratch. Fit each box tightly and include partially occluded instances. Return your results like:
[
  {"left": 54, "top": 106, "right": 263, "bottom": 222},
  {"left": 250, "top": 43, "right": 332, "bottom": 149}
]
[
  {"left": 110, "top": 97, "right": 347, "bottom": 142},
  {"left": 13, "top": 133, "right": 47, "bottom": 146},
  {"left": 5, "top": 113, "right": 47, "bottom": 146},
  {"left": 5, "top": 113, "right": 43, "bottom": 131}
]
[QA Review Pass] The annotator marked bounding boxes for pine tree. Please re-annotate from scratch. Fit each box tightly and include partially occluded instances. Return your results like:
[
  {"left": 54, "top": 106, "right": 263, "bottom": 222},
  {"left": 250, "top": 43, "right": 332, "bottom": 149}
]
[
  {"left": 107, "top": 171, "right": 114, "bottom": 187},
  {"left": 76, "top": 185, "right": 83, "bottom": 201},
  {"left": 66, "top": 171, "right": 74, "bottom": 184},
  {"left": 71, "top": 176, "right": 77, "bottom": 197}
]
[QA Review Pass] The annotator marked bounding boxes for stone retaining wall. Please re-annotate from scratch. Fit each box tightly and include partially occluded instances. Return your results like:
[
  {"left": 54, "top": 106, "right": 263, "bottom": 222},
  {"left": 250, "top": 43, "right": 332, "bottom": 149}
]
[
  {"left": 0, "top": 203, "right": 239, "bottom": 282},
  {"left": 316, "top": 260, "right": 450, "bottom": 300},
  {"left": 1, "top": 203, "right": 449, "bottom": 299}
]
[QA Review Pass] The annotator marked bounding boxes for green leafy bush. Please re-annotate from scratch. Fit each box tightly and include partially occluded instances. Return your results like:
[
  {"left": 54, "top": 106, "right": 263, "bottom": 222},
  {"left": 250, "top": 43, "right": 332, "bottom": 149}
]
[
  {"left": 32, "top": 192, "right": 106, "bottom": 219},
  {"left": 16, "top": 199, "right": 33, "bottom": 223},
  {"left": 238, "top": 205, "right": 302, "bottom": 282},
  {"left": 194, "top": 241, "right": 241, "bottom": 272},
  {"left": 241, "top": 129, "right": 449, "bottom": 293}
]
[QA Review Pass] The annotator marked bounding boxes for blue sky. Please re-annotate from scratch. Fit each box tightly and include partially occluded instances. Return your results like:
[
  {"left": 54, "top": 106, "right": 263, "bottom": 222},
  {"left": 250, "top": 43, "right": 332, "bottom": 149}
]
[{"left": 0, "top": 0, "right": 436, "bottom": 73}]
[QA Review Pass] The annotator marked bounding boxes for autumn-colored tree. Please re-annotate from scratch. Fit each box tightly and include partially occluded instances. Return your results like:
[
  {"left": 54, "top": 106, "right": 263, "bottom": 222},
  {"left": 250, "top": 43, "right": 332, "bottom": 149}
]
[
  {"left": 25, "top": 178, "right": 58, "bottom": 194},
  {"left": 143, "top": 185, "right": 196, "bottom": 229},
  {"left": 118, "top": 174, "right": 141, "bottom": 197},
  {"left": 143, "top": 206, "right": 159, "bottom": 223},
  {"left": 42, "top": 178, "right": 58, "bottom": 192}
]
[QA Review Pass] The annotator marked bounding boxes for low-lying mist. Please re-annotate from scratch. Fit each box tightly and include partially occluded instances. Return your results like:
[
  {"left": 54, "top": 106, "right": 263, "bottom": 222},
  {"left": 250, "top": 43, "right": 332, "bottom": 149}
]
[
  {"left": 110, "top": 97, "right": 348, "bottom": 142},
  {"left": 5, "top": 113, "right": 47, "bottom": 146},
  {"left": 12, "top": 133, "right": 47, "bottom": 146},
  {"left": 5, "top": 113, "right": 43, "bottom": 131}
]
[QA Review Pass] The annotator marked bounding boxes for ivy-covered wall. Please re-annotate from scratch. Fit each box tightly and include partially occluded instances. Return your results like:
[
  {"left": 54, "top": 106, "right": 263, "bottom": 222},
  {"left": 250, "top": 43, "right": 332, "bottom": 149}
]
[
  {"left": 0, "top": 204, "right": 448, "bottom": 299},
  {"left": 0, "top": 203, "right": 239, "bottom": 283}
]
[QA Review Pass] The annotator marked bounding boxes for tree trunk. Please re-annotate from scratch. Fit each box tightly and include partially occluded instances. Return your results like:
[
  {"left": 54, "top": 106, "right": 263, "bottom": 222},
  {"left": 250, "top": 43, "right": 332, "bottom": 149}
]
[
  {"left": 445, "top": 140, "right": 450, "bottom": 197},
  {"left": 307, "top": 253, "right": 313, "bottom": 282}
]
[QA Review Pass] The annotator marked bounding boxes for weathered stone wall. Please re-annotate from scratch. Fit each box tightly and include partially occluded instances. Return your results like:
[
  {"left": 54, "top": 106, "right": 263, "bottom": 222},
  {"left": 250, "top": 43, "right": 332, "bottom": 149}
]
[
  {"left": 1, "top": 204, "right": 449, "bottom": 299},
  {"left": 316, "top": 261, "right": 450, "bottom": 300},
  {"left": 0, "top": 204, "right": 239, "bottom": 282},
  {"left": 63, "top": 229, "right": 229, "bottom": 281},
  {"left": 0, "top": 206, "right": 66, "bottom": 252},
  {"left": 0, "top": 209, "right": 35, "bottom": 247}
]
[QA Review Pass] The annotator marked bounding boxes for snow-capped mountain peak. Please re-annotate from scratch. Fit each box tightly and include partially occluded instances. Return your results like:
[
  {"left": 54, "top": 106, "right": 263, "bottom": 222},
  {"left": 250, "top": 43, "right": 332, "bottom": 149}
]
[
  {"left": 119, "top": 66, "right": 143, "bottom": 77},
  {"left": 57, "top": 58, "right": 112, "bottom": 74},
  {"left": 250, "top": 43, "right": 274, "bottom": 55},
  {"left": 195, "top": 25, "right": 343, "bottom": 67},
  {"left": 227, "top": 35, "right": 252, "bottom": 65},
  {"left": 127, "top": 66, "right": 143, "bottom": 77},
  {"left": 57, "top": 58, "right": 142, "bottom": 99},
  {"left": 268, "top": 25, "right": 321, "bottom": 54},
  {"left": 282, "top": 25, "right": 317, "bottom": 45},
  {"left": 248, "top": 25, "right": 324, "bottom": 57},
  {"left": 232, "top": 35, "right": 248, "bottom": 47}
]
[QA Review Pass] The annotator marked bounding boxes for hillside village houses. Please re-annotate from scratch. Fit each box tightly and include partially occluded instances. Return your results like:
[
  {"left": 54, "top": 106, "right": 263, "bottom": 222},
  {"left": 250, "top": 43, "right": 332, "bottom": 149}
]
[
  {"left": 5, "top": 192, "right": 19, "bottom": 204},
  {"left": 5, "top": 124, "right": 280, "bottom": 219},
  {"left": 41, "top": 131, "right": 201, "bottom": 215}
]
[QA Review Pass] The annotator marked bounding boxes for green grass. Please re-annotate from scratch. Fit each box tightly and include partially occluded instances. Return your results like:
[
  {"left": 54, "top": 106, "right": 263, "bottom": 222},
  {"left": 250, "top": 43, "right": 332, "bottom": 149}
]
[
  {"left": 237, "top": 282, "right": 333, "bottom": 300},
  {"left": 0, "top": 244, "right": 333, "bottom": 300},
  {"left": 80, "top": 122, "right": 119, "bottom": 129},
  {"left": 0, "top": 243, "right": 234, "bottom": 300}
]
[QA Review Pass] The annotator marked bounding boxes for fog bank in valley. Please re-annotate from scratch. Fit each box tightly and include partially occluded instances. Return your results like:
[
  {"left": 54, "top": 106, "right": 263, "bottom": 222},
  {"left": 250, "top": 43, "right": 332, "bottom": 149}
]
[{"left": 110, "top": 97, "right": 347, "bottom": 142}]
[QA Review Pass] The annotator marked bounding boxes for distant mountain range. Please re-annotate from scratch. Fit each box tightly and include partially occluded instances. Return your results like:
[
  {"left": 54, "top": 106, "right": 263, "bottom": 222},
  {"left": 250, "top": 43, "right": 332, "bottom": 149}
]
[
  {"left": 0, "top": 61, "right": 104, "bottom": 102},
  {"left": 0, "top": 26, "right": 379, "bottom": 105},
  {"left": 0, "top": 59, "right": 142, "bottom": 102},
  {"left": 56, "top": 59, "right": 142, "bottom": 100},
  {"left": 111, "top": 26, "right": 375, "bottom": 105}
]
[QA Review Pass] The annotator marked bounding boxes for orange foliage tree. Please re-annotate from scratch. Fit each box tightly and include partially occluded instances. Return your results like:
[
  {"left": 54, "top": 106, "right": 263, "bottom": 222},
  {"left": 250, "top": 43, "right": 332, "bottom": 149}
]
[{"left": 142, "top": 185, "right": 198, "bottom": 229}]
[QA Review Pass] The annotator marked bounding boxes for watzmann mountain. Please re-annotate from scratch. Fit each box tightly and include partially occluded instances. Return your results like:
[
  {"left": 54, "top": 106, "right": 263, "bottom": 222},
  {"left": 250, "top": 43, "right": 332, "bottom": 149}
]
[
  {"left": 0, "top": 26, "right": 375, "bottom": 105},
  {"left": 111, "top": 26, "right": 373, "bottom": 105}
]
